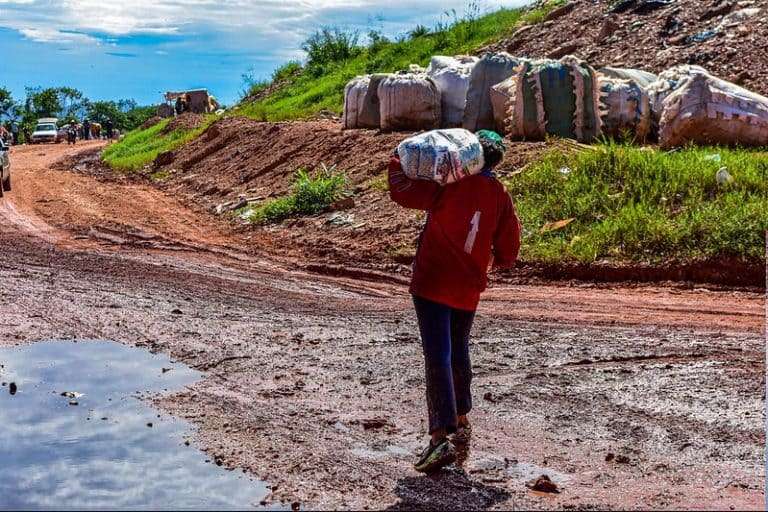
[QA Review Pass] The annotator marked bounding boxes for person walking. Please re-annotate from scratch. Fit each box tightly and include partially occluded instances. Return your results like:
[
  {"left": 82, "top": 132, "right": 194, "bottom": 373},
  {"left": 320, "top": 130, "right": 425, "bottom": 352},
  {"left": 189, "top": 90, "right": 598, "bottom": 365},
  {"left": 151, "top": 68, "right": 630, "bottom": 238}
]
[
  {"left": 104, "top": 118, "right": 114, "bottom": 140},
  {"left": 82, "top": 118, "right": 91, "bottom": 141},
  {"left": 388, "top": 130, "right": 521, "bottom": 474}
]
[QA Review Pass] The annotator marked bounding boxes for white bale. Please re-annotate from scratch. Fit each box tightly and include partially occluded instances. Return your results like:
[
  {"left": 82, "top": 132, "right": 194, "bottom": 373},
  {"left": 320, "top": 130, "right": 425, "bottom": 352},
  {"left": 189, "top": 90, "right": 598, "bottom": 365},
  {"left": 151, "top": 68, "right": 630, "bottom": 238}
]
[
  {"left": 396, "top": 128, "right": 485, "bottom": 185},
  {"left": 463, "top": 52, "right": 525, "bottom": 132},
  {"left": 489, "top": 56, "right": 602, "bottom": 142},
  {"left": 426, "top": 55, "right": 479, "bottom": 74},
  {"left": 427, "top": 56, "right": 478, "bottom": 128},
  {"left": 597, "top": 75, "right": 652, "bottom": 141},
  {"left": 647, "top": 65, "right": 709, "bottom": 124},
  {"left": 659, "top": 72, "right": 768, "bottom": 148},
  {"left": 378, "top": 73, "right": 441, "bottom": 132},
  {"left": 342, "top": 76, "right": 371, "bottom": 129}
]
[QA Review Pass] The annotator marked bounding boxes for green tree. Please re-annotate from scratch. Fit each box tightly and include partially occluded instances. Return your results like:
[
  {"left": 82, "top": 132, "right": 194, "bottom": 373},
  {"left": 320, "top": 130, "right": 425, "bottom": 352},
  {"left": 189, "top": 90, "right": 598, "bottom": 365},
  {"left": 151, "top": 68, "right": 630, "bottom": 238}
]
[
  {"left": 57, "top": 87, "right": 86, "bottom": 119},
  {"left": 87, "top": 100, "right": 126, "bottom": 128},
  {"left": 24, "top": 87, "right": 62, "bottom": 118},
  {"left": 0, "top": 87, "right": 16, "bottom": 122}
]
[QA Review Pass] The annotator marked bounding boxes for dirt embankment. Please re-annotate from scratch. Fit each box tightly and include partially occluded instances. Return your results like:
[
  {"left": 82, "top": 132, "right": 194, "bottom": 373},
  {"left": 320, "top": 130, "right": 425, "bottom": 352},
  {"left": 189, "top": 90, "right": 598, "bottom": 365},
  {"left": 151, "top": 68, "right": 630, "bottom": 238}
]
[
  {"left": 487, "top": 0, "right": 768, "bottom": 95},
  {"left": 141, "top": 118, "right": 546, "bottom": 271},
  {"left": 127, "top": 116, "right": 761, "bottom": 287}
]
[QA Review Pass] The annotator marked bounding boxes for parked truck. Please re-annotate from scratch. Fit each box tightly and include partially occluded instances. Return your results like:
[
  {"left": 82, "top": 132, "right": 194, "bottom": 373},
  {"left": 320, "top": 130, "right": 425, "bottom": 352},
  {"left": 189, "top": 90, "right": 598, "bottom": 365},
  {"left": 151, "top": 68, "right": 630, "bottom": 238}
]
[{"left": 30, "top": 118, "right": 62, "bottom": 144}]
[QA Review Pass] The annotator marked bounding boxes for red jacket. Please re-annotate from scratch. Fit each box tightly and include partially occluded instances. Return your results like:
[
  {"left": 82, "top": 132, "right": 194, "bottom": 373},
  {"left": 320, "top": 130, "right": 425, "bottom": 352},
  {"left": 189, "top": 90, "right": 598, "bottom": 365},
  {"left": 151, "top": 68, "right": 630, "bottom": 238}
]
[{"left": 389, "top": 156, "right": 521, "bottom": 311}]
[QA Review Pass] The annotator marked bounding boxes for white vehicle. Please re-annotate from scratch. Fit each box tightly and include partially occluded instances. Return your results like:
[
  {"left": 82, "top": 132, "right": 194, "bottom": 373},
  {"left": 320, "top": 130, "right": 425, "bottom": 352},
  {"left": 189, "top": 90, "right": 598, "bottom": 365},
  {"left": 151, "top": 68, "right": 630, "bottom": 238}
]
[
  {"left": 30, "top": 118, "right": 61, "bottom": 144},
  {"left": 0, "top": 139, "right": 11, "bottom": 198}
]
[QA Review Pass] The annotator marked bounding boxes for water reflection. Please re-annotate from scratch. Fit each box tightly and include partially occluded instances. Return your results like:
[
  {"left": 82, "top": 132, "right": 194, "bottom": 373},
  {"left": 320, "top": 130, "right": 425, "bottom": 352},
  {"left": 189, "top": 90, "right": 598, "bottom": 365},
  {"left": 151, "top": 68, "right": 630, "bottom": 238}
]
[{"left": 0, "top": 340, "right": 270, "bottom": 510}]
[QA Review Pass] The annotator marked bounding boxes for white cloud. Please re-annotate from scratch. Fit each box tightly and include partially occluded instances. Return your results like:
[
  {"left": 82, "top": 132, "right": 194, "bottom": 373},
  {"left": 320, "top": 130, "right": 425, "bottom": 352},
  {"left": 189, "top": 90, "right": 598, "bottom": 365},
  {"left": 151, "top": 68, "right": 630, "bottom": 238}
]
[{"left": 0, "top": 0, "right": 531, "bottom": 45}]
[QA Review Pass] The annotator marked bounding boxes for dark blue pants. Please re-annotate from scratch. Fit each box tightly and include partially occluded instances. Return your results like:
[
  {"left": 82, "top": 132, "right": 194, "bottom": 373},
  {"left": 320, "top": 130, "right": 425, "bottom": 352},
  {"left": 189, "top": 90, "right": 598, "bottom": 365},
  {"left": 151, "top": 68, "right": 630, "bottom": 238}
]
[{"left": 413, "top": 295, "right": 475, "bottom": 435}]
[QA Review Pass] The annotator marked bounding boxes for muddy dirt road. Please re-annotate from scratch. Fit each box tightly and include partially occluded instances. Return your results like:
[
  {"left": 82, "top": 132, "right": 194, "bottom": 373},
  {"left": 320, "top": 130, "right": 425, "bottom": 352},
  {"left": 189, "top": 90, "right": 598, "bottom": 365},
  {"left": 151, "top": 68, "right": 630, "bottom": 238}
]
[{"left": 0, "top": 142, "right": 765, "bottom": 510}]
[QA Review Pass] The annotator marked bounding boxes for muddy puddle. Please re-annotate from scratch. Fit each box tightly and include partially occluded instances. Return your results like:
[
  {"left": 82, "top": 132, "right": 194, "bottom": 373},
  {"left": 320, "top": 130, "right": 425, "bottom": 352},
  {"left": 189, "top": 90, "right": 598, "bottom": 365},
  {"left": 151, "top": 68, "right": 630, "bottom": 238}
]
[{"left": 0, "top": 340, "right": 272, "bottom": 510}]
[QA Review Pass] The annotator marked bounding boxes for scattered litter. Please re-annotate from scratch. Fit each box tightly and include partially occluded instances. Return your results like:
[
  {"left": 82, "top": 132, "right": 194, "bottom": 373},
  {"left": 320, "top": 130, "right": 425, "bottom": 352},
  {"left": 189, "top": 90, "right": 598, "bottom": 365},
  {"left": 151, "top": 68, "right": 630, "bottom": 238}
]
[
  {"left": 68, "top": 400, "right": 79, "bottom": 406},
  {"left": 717, "top": 8, "right": 761, "bottom": 31},
  {"left": 540, "top": 218, "right": 576, "bottom": 233},
  {"left": 716, "top": 167, "right": 733, "bottom": 185},
  {"left": 326, "top": 212, "right": 355, "bottom": 226},
  {"left": 60, "top": 391, "right": 84, "bottom": 399},
  {"left": 703, "top": 154, "right": 722, "bottom": 163},
  {"left": 9, "top": 382, "right": 17, "bottom": 395},
  {"left": 559, "top": 166, "right": 572, "bottom": 176},
  {"left": 687, "top": 30, "right": 718, "bottom": 44}
]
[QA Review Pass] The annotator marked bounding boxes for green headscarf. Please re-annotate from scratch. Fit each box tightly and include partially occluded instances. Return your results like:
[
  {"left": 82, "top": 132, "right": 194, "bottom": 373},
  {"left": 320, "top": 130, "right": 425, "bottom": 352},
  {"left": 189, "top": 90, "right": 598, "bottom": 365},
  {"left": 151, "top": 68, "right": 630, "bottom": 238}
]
[{"left": 476, "top": 129, "right": 506, "bottom": 153}]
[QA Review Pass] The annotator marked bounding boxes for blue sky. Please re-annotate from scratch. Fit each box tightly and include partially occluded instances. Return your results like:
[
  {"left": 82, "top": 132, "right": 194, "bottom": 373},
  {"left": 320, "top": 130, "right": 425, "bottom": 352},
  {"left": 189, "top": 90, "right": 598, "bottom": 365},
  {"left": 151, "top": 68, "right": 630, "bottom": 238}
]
[{"left": 0, "top": 0, "right": 529, "bottom": 107}]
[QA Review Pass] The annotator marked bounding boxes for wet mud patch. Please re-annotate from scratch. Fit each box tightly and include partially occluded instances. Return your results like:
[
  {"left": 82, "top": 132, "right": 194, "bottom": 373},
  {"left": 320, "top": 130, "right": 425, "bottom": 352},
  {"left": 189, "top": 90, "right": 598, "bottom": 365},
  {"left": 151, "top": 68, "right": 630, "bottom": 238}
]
[{"left": 0, "top": 340, "right": 271, "bottom": 510}]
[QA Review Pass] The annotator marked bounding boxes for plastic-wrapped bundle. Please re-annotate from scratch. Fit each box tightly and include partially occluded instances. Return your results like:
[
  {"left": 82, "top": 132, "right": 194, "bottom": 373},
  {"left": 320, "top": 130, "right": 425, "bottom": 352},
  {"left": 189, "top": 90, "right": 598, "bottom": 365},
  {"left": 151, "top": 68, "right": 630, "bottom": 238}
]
[
  {"left": 597, "top": 75, "right": 652, "bottom": 141},
  {"left": 659, "top": 72, "right": 768, "bottom": 148},
  {"left": 492, "top": 56, "right": 601, "bottom": 142},
  {"left": 396, "top": 128, "right": 485, "bottom": 185},
  {"left": 647, "top": 65, "right": 709, "bottom": 124},
  {"left": 378, "top": 73, "right": 441, "bottom": 132},
  {"left": 597, "top": 67, "right": 658, "bottom": 89},
  {"left": 463, "top": 52, "right": 524, "bottom": 132},
  {"left": 342, "top": 74, "right": 391, "bottom": 129},
  {"left": 342, "top": 76, "right": 371, "bottom": 129},
  {"left": 427, "top": 56, "right": 479, "bottom": 128}
]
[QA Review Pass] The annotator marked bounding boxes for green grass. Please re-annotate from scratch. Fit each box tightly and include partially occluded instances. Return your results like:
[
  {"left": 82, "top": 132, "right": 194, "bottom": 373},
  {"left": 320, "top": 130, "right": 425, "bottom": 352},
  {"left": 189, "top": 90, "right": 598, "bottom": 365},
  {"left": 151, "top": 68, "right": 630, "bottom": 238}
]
[
  {"left": 240, "top": 167, "right": 347, "bottom": 224},
  {"left": 101, "top": 117, "right": 212, "bottom": 171},
  {"left": 505, "top": 142, "right": 768, "bottom": 264},
  {"left": 235, "top": 1, "right": 565, "bottom": 122}
]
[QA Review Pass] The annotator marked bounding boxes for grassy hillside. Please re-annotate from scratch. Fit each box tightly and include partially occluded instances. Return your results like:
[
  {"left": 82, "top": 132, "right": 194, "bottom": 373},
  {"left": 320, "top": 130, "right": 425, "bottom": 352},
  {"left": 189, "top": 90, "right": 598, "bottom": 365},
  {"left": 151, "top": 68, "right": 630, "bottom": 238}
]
[
  {"left": 506, "top": 142, "right": 768, "bottom": 263},
  {"left": 235, "top": 1, "right": 565, "bottom": 122},
  {"left": 102, "top": 117, "right": 211, "bottom": 171}
]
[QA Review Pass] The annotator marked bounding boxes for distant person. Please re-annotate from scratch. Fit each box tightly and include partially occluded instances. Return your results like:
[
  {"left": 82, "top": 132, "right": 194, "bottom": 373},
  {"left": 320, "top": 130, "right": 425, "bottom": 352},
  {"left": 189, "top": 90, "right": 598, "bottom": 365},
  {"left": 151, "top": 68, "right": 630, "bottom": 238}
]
[
  {"left": 388, "top": 130, "right": 521, "bottom": 474},
  {"left": 175, "top": 95, "right": 188, "bottom": 115},
  {"left": 82, "top": 119, "right": 91, "bottom": 140},
  {"left": 104, "top": 118, "right": 114, "bottom": 139},
  {"left": 10, "top": 122, "right": 19, "bottom": 145},
  {"left": 67, "top": 120, "right": 78, "bottom": 145}
]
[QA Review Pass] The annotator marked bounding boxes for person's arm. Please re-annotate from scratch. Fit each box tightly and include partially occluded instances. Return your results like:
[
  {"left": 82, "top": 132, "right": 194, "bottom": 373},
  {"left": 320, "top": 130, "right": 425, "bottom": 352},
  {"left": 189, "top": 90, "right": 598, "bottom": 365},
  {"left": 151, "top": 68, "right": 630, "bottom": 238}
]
[
  {"left": 492, "top": 190, "right": 521, "bottom": 269},
  {"left": 388, "top": 155, "right": 441, "bottom": 211}
]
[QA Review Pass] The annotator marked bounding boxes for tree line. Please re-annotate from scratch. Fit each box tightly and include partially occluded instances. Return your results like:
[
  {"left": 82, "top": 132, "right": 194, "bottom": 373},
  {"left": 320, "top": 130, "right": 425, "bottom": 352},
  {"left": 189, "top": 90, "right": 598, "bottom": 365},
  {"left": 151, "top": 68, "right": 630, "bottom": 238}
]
[{"left": 0, "top": 86, "right": 155, "bottom": 143}]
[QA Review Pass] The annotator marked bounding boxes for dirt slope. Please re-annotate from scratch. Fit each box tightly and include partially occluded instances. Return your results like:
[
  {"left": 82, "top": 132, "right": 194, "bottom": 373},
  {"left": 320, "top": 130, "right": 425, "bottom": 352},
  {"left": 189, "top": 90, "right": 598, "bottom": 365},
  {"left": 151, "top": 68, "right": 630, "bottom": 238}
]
[
  {"left": 138, "top": 118, "right": 546, "bottom": 271},
  {"left": 488, "top": 0, "right": 768, "bottom": 95}
]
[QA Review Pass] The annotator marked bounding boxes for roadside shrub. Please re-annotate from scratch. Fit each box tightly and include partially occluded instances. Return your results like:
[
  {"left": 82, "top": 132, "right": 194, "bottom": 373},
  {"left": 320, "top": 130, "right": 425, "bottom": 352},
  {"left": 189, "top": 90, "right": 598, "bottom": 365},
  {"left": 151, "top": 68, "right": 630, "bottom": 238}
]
[
  {"left": 367, "top": 30, "right": 391, "bottom": 55},
  {"left": 272, "top": 61, "right": 303, "bottom": 82},
  {"left": 408, "top": 25, "right": 430, "bottom": 39},
  {"left": 302, "top": 27, "right": 361, "bottom": 68},
  {"left": 244, "top": 166, "right": 347, "bottom": 224}
]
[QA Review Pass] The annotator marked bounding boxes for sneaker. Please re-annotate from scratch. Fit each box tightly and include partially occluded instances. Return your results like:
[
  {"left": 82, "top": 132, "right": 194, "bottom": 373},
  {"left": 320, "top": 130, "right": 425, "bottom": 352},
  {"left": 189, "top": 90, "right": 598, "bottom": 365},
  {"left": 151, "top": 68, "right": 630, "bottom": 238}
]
[
  {"left": 451, "top": 424, "right": 472, "bottom": 446},
  {"left": 414, "top": 438, "right": 456, "bottom": 473}
]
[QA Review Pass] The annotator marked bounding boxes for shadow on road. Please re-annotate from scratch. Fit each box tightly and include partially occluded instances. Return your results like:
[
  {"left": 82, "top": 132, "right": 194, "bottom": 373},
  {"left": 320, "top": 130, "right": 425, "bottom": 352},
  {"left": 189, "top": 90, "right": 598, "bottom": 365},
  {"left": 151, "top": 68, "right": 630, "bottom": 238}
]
[{"left": 386, "top": 470, "right": 511, "bottom": 511}]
